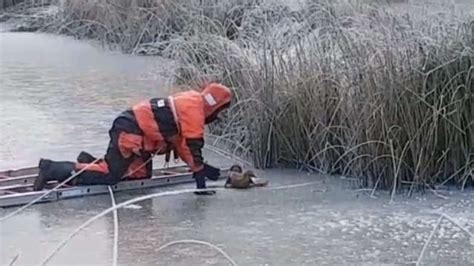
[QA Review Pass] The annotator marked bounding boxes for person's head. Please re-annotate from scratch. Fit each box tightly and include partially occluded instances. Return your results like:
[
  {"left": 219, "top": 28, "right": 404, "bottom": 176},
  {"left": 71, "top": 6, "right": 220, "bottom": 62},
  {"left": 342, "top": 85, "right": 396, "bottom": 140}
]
[{"left": 200, "top": 83, "right": 232, "bottom": 124}]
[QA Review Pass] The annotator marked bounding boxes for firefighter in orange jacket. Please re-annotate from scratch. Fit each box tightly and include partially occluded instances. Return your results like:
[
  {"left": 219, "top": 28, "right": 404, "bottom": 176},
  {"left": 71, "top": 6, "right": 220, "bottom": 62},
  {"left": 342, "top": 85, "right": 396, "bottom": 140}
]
[{"left": 33, "top": 83, "right": 232, "bottom": 196}]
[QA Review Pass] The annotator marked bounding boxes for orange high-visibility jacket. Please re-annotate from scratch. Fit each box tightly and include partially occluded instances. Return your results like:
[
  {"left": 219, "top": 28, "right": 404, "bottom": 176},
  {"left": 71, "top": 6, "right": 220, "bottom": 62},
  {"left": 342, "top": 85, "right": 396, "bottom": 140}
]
[
  {"left": 169, "top": 83, "right": 232, "bottom": 172},
  {"left": 76, "top": 83, "right": 232, "bottom": 174}
]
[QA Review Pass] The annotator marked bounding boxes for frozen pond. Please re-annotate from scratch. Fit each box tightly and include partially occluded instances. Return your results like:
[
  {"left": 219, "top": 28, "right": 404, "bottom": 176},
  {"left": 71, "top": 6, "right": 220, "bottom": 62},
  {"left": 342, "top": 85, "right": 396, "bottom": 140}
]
[{"left": 0, "top": 30, "right": 473, "bottom": 266}]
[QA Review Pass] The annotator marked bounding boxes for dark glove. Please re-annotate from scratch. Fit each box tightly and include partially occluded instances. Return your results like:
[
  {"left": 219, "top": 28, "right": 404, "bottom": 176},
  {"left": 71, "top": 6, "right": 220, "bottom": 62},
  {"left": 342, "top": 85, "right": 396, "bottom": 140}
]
[
  {"left": 203, "top": 163, "right": 220, "bottom": 181},
  {"left": 193, "top": 168, "right": 216, "bottom": 196}
]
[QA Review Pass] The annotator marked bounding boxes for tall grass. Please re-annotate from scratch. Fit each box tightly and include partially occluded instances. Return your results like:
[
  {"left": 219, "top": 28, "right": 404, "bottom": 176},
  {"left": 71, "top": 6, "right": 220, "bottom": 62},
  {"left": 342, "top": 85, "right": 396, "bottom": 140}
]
[
  {"left": 7, "top": 0, "right": 472, "bottom": 191},
  {"left": 164, "top": 1, "right": 473, "bottom": 191},
  {"left": 40, "top": 0, "right": 260, "bottom": 54}
]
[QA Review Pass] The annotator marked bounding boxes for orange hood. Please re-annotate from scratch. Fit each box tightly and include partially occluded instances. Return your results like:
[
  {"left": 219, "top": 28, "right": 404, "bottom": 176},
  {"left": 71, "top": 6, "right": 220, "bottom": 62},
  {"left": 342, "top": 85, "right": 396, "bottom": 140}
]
[{"left": 200, "top": 83, "right": 232, "bottom": 119}]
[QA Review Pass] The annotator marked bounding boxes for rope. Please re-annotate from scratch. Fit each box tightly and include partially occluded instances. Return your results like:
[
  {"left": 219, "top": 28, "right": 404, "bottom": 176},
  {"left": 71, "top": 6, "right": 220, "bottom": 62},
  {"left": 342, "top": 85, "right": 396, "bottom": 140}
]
[
  {"left": 155, "top": 239, "right": 237, "bottom": 266},
  {"left": 40, "top": 188, "right": 222, "bottom": 265},
  {"left": 41, "top": 181, "right": 320, "bottom": 265},
  {"left": 416, "top": 212, "right": 473, "bottom": 266},
  {"left": 8, "top": 253, "right": 19, "bottom": 266},
  {"left": 440, "top": 213, "right": 474, "bottom": 238},
  {"left": 416, "top": 216, "right": 443, "bottom": 266},
  {"left": 107, "top": 186, "right": 119, "bottom": 266},
  {"left": 123, "top": 150, "right": 158, "bottom": 180},
  {"left": 0, "top": 157, "right": 102, "bottom": 222},
  {"left": 266, "top": 181, "right": 321, "bottom": 191}
]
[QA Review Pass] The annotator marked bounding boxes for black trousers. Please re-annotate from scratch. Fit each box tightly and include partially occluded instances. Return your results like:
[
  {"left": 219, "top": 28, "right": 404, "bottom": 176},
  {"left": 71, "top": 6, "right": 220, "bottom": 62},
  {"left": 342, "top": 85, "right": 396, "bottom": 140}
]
[{"left": 76, "top": 117, "right": 152, "bottom": 186}]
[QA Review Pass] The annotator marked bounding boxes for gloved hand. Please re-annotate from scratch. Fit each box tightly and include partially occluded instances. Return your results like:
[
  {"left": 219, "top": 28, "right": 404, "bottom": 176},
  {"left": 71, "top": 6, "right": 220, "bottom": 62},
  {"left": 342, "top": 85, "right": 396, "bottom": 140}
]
[
  {"left": 203, "top": 163, "right": 220, "bottom": 181},
  {"left": 193, "top": 168, "right": 216, "bottom": 196}
]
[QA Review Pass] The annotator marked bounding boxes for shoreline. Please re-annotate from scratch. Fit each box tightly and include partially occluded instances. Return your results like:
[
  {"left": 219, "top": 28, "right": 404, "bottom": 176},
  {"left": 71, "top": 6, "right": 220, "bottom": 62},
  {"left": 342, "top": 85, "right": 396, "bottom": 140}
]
[{"left": 1, "top": 1, "right": 473, "bottom": 192}]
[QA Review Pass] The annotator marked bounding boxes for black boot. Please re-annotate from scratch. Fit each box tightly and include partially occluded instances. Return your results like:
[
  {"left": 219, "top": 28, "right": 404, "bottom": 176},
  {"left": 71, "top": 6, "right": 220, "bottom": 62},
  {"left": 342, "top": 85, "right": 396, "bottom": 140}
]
[
  {"left": 33, "top": 159, "right": 76, "bottom": 191},
  {"left": 193, "top": 171, "right": 216, "bottom": 196},
  {"left": 203, "top": 163, "right": 220, "bottom": 181},
  {"left": 77, "top": 151, "right": 97, "bottom": 163}
]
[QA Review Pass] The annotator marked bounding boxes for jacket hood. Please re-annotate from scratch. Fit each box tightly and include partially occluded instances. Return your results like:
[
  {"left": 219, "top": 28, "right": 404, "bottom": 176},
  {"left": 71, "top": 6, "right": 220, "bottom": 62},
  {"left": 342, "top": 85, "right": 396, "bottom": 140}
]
[{"left": 200, "top": 83, "right": 232, "bottom": 118}]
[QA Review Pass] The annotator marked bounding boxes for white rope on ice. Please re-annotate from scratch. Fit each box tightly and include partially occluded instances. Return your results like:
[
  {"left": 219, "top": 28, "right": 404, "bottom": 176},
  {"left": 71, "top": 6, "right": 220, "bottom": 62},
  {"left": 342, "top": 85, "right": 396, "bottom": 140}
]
[
  {"left": 107, "top": 186, "right": 119, "bottom": 266},
  {"left": 8, "top": 253, "right": 19, "bottom": 266},
  {"left": 440, "top": 213, "right": 474, "bottom": 238},
  {"left": 416, "top": 215, "right": 443, "bottom": 266},
  {"left": 267, "top": 181, "right": 322, "bottom": 191},
  {"left": 155, "top": 239, "right": 237, "bottom": 266},
  {"left": 416, "top": 212, "right": 474, "bottom": 266},
  {"left": 40, "top": 188, "right": 222, "bottom": 265},
  {"left": 41, "top": 181, "right": 320, "bottom": 265}
]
